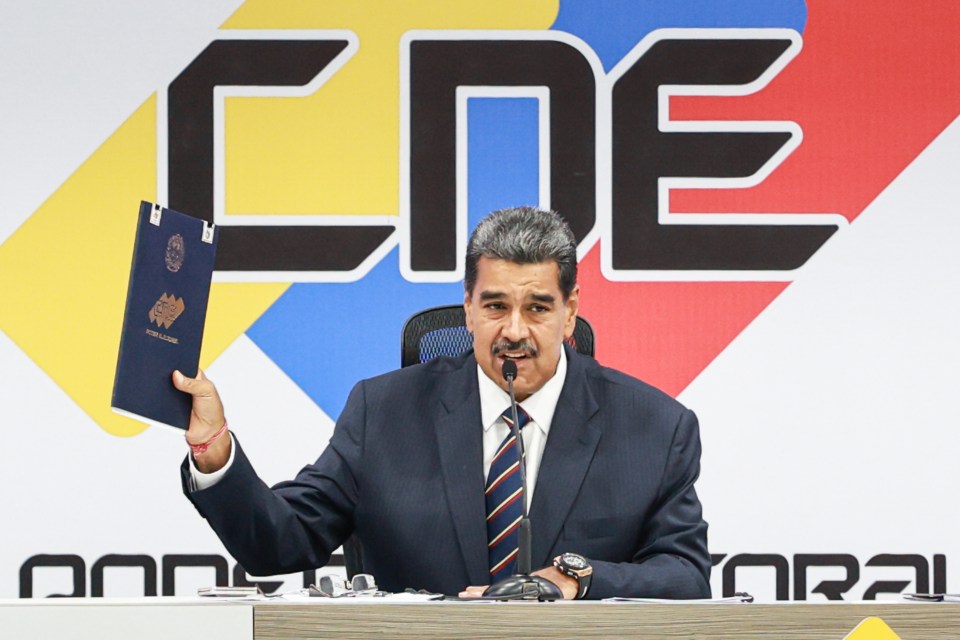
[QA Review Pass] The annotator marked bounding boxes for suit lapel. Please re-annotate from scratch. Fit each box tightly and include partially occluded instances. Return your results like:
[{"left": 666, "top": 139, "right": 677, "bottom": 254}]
[
  {"left": 433, "top": 355, "right": 489, "bottom": 586},
  {"left": 528, "top": 347, "right": 601, "bottom": 568}
]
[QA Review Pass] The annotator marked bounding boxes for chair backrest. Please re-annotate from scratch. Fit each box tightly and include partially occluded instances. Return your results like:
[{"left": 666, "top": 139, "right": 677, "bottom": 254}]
[{"left": 401, "top": 304, "right": 595, "bottom": 368}]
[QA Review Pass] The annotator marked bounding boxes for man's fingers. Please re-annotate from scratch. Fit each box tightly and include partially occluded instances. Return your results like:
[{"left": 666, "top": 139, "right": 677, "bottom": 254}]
[
  {"left": 173, "top": 369, "right": 226, "bottom": 441},
  {"left": 172, "top": 370, "right": 188, "bottom": 390},
  {"left": 458, "top": 586, "right": 488, "bottom": 598},
  {"left": 172, "top": 370, "right": 216, "bottom": 398}
]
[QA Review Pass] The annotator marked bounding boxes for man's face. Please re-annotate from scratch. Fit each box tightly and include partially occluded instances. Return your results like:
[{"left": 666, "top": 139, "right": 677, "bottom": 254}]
[{"left": 465, "top": 257, "right": 579, "bottom": 401}]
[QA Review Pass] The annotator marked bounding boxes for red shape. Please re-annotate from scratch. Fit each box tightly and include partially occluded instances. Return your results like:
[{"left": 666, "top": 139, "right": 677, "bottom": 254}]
[
  {"left": 577, "top": 249, "right": 786, "bottom": 397},
  {"left": 590, "top": 1, "right": 960, "bottom": 396},
  {"left": 669, "top": 0, "right": 960, "bottom": 220}
]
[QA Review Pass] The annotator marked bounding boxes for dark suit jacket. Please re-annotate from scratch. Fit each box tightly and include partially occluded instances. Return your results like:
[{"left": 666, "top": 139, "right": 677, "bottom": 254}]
[{"left": 182, "top": 345, "right": 710, "bottom": 598}]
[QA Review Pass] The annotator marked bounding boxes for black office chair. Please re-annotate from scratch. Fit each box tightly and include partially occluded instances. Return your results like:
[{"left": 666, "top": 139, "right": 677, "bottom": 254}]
[
  {"left": 400, "top": 304, "right": 595, "bottom": 367},
  {"left": 341, "top": 304, "right": 595, "bottom": 578}
]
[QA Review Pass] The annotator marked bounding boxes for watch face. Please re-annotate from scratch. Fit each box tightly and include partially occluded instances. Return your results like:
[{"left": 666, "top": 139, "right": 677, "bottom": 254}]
[{"left": 563, "top": 553, "right": 587, "bottom": 569}]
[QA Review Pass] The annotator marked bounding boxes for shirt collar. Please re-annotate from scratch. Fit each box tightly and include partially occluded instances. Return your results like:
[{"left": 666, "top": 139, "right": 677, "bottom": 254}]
[{"left": 477, "top": 346, "right": 567, "bottom": 436}]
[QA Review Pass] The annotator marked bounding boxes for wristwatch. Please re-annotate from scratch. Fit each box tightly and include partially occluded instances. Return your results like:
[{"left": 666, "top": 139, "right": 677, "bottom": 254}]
[{"left": 553, "top": 552, "right": 593, "bottom": 599}]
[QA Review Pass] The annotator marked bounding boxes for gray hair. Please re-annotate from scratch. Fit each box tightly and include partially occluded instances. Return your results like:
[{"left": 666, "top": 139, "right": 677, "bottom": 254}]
[{"left": 464, "top": 206, "right": 578, "bottom": 299}]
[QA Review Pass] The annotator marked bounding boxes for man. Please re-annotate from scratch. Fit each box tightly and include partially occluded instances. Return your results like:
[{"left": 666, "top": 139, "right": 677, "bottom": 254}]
[{"left": 176, "top": 206, "right": 710, "bottom": 599}]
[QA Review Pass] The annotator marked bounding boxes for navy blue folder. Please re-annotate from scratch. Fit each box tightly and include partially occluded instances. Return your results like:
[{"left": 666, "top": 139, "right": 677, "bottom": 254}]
[{"left": 112, "top": 201, "right": 218, "bottom": 430}]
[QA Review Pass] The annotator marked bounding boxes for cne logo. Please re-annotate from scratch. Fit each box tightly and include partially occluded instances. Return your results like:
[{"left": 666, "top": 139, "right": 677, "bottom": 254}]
[
  {"left": 165, "top": 234, "right": 185, "bottom": 272},
  {"left": 149, "top": 293, "right": 185, "bottom": 329},
  {"left": 2, "top": 1, "right": 956, "bottom": 440}
]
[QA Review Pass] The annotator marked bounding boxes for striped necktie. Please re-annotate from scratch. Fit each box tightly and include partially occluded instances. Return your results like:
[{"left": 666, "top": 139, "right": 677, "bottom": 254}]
[{"left": 485, "top": 405, "right": 531, "bottom": 582}]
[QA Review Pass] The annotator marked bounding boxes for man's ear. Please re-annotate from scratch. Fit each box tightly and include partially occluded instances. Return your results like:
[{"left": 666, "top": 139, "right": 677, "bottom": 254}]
[
  {"left": 463, "top": 291, "right": 474, "bottom": 333},
  {"left": 563, "top": 285, "right": 580, "bottom": 339}
]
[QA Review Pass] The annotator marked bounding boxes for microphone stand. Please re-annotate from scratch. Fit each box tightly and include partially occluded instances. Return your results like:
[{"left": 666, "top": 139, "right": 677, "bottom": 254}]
[{"left": 482, "top": 361, "right": 563, "bottom": 601}]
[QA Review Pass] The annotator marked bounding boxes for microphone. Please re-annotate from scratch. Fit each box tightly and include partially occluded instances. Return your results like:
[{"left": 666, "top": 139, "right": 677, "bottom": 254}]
[
  {"left": 481, "top": 361, "right": 563, "bottom": 601},
  {"left": 499, "top": 360, "right": 530, "bottom": 573}
]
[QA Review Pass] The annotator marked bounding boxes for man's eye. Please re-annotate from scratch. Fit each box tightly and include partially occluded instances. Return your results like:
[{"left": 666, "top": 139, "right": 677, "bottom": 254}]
[
  {"left": 485, "top": 303, "right": 505, "bottom": 310},
  {"left": 531, "top": 305, "right": 548, "bottom": 313}
]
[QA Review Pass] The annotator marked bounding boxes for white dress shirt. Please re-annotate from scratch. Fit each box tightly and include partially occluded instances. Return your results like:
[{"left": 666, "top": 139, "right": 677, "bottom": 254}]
[
  {"left": 477, "top": 347, "right": 567, "bottom": 511},
  {"left": 191, "top": 348, "right": 569, "bottom": 503}
]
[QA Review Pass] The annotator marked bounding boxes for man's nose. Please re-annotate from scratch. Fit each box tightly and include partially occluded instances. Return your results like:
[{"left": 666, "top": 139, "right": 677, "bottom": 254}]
[{"left": 502, "top": 310, "right": 530, "bottom": 342}]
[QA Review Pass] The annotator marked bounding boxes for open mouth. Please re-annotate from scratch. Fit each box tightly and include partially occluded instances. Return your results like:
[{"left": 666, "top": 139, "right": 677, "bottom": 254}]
[{"left": 493, "top": 343, "right": 538, "bottom": 362}]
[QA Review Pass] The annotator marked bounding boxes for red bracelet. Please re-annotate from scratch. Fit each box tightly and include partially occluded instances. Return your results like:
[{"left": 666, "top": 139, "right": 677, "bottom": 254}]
[{"left": 186, "top": 419, "right": 228, "bottom": 456}]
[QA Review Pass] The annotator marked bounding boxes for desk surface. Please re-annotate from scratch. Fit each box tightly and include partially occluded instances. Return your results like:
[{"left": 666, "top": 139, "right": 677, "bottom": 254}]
[
  {"left": 252, "top": 600, "right": 960, "bottom": 640},
  {"left": 3, "top": 598, "right": 959, "bottom": 640},
  {"left": 0, "top": 598, "right": 251, "bottom": 640}
]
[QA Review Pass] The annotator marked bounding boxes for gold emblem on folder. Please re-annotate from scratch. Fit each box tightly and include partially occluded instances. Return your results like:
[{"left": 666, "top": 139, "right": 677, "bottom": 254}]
[
  {"left": 165, "top": 234, "right": 185, "bottom": 272},
  {"left": 149, "top": 293, "right": 185, "bottom": 329}
]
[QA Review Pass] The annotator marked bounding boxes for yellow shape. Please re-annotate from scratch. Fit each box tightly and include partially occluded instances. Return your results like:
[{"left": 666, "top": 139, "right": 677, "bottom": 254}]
[
  {"left": 220, "top": 0, "right": 559, "bottom": 216},
  {"left": 200, "top": 282, "right": 288, "bottom": 368},
  {"left": 843, "top": 617, "right": 902, "bottom": 640},
  {"left": 0, "top": 96, "right": 287, "bottom": 437}
]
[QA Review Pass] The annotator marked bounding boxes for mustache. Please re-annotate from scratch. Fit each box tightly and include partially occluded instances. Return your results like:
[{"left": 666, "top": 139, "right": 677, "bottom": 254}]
[{"left": 491, "top": 340, "right": 539, "bottom": 358}]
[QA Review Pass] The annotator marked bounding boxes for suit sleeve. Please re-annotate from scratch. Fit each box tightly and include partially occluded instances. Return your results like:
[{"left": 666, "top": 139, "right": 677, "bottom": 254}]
[
  {"left": 587, "top": 408, "right": 711, "bottom": 599},
  {"left": 179, "top": 380, "right": 369, "bottom": 576}
]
